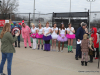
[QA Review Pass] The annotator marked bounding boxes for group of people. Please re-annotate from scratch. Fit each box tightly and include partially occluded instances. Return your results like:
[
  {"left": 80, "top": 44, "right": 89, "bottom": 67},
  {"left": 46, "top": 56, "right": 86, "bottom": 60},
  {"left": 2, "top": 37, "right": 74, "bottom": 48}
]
[
  {"left": 21, "top": 21, "right": 76, "bottom": 52},
  {"left": 0, "top": 20, "right": 99, "bottom": 75},
  {"left": 75, "top": 22, "right": 99, "bottom": 66}
]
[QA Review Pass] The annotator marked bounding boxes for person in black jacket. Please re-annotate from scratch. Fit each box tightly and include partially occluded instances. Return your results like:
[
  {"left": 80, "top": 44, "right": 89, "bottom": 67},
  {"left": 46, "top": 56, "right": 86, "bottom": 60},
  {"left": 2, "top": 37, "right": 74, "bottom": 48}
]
[{"left": 75, "top": 23, "right": 87, "bottom": 60}]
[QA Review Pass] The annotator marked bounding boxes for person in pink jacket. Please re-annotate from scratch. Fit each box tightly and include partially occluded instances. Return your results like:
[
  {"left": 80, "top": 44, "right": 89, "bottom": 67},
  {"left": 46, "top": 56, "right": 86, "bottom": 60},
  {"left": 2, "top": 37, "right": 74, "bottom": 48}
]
[{"left": 22, "top": 21, "right": 32, "bottom": 48}]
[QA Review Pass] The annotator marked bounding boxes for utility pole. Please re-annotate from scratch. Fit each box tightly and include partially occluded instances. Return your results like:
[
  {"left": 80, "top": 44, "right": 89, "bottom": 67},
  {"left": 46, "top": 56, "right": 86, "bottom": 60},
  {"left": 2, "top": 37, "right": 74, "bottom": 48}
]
[
  {"left": 33, "top": 0, "right": 36, "bottom": 23},
  {"left": 69, "top": 0, "right": 71, "bottom": 23}
]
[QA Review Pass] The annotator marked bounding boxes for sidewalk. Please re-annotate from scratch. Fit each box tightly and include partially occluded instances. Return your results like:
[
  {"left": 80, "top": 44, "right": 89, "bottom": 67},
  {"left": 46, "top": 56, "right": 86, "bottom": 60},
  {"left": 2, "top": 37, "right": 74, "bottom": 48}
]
[{"left": 0, "top": 42, "right": 99, "bottom": 75}]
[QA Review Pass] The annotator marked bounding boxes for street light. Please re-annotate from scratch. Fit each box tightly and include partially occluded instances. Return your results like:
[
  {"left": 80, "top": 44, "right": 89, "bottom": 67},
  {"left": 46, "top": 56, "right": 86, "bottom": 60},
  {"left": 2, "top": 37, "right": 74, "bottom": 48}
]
[
  {"left": 0, "top": 0, "right": 1, "bottom": 6},
  {"left": 94, "top": 13, "right": 97, "bottom": 18},
  {"left": 94, "top": 13, "right": 97, "bottom": 23},
  {"left": 69, "top": 0, "right": 71, "bottom": 23},
  {"left": 33, "top": 0, "right": 36, "bottom": 23},
  {"left": 0, "top": 0, "right": 2, "bottom": 14},
  {"left": 86, "top": 0, "right": 95, "bottom": 33}
]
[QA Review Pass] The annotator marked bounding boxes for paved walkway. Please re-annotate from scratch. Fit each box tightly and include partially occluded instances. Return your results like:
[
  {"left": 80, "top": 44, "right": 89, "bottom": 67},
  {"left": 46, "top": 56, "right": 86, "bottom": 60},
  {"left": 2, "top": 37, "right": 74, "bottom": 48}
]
[{"left": 0, "top": 42, "right": 100, "bottom": 75}]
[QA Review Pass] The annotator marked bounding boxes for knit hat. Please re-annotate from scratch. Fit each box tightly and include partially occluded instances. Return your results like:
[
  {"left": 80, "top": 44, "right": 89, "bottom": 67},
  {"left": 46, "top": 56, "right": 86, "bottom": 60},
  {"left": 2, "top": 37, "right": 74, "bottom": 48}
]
[{"left": 83, "top": 34, "right": 88, "bottom": 40}]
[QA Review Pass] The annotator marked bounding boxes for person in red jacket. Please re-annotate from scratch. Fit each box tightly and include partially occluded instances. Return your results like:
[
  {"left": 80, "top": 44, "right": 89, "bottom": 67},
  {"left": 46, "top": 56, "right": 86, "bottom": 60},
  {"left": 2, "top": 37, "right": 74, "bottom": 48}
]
[{"left": 91, "top": 27, "right": 99, "bottom": 59}]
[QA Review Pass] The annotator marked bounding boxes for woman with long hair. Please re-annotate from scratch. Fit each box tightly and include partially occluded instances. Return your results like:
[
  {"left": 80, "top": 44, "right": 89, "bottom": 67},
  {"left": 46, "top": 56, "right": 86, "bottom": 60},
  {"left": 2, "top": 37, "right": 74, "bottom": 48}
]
[
  {"left": 43, "top": 22, "right": 52, "bottom": 51},
  {"left": 36, "top": 23, "right": 44, "bottom": 50},
  {"left": 66, "top": 23, "right": 75, "bottom": 53},
  {"left": 51, "top": 23, "right": 58, "bottom": 51},
  {"left": 31, "top": 23, "right": 37, "bottom": 50},
  {"left": 57, "top": 23, "right": 67, "bottom": 52},
  {"left": 0, "top": 23, "right": 19, "bottom": 75}
]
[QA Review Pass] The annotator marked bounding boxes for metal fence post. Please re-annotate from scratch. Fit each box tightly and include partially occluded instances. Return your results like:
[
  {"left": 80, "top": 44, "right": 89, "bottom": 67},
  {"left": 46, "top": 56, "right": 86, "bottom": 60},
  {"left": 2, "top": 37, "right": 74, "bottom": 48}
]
[
  {"left": 29, "top": 13, "right": 31, "bottom": 27},
  {"left": 88, "top": 10, "right": 89, "bottom": 28},
  {"left": 99, "top": 34, "right": 100, "bottom": 52},
  {"left": 98, "top": 34, "right": 100, "bottom": 69},
  {"left": 9, "top": 13, "right": 11, "bottom": 19}
]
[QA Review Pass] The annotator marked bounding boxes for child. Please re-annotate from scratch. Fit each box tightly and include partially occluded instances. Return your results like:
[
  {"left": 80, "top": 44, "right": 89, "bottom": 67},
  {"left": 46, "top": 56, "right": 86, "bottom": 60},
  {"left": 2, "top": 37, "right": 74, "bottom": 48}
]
[
  {"left": 91, "top": 27, "right": 99, "bottom": 59},
  {"left": 88, "top": 37, "right": 94, "bottom": 63},
  {"left": 81, "top": 34, "right": 89, "bottom": 66}
]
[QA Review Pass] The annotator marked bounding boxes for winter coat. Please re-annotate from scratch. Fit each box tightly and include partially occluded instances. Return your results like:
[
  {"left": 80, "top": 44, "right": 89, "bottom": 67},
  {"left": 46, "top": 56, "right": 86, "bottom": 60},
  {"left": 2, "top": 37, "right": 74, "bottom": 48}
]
[
  {"left": 76, "top": 27, "right": 85, "bottom": 40},
  {"left": 91, "top": 27, "right": 99, "bottom": 48},
  {"left": 1, "top": 32, "right": 17, "bottom": 53}
]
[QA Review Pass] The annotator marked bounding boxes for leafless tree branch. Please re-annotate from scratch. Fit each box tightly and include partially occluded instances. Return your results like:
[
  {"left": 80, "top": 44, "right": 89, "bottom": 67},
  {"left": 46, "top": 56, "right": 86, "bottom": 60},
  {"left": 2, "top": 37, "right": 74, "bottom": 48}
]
[{"left": 0, "top": 0, "right": 19, "bottom": 14}]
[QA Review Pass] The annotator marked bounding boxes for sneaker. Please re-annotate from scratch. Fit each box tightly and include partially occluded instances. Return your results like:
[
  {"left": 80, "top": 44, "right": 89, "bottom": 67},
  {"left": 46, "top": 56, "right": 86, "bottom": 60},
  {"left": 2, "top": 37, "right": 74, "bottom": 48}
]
[
  {"left": 75, "top": 57, "right": 78, "bottom": 60},
  {"left": 0, "top": 73, "right": 6, "bottom": 75},
  {"left": 61, "top": 50, "right": 63, "bottom": 52},
  {"left": 41, "top": 48, "right": 43, "bottom": 50},
  {"left": 32, "top": 48, "right": 36, "bottom": 50},
  {"left": 29, "top": 46, "right": 32, "bottom": 48},
  {"left": 68, "top": 51, "right": 70, "bottom": 53},
  {"left": 70, "top": 51, "right": 73, "bottom": 53},
  {"left": 38, "top": 48, "right": 39, "bottom": 50},
  {"left": 57, "top": 50, "right": 60, "bottom": 52},
  {"left": 88, "top": 61, "right": 93, "bottom": 63},
  {"left": 95, "top": 57, "right": 99, "bottom": 59},
  {"left": 44, "top": 50, "right": 46, "bottom": 51},
  {"left": 79, "top": 56, "right": 81, "bottom": 58},
  {"left": 53, "top": 50, "right": 56, "bottom": 51},
  {"left": 25, "top": 47, "right": 27, "bottom": 48},
  {"left": 15, "top": 46, "right": 17, "bottom": 47}
]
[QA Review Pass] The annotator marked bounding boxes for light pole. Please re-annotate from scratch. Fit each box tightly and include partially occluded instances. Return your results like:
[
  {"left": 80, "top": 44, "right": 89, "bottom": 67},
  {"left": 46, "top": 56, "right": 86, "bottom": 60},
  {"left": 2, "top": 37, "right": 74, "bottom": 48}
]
[
  {"left": 94, "top": 13, "right": 97, "bottom": 23},
  {"left": 0, "top": 0, "right": 2, "bottom": 14},
  {"left": 38, "top": 11, "right": 40, "bottom": 23},
  {"left": 33, "top": 0, "right": 36, "bottom": 23},
  {"left": 94, "top": 13, "right": 97, "bottom": 19},
  {"left": 0, "top": 0, "right": 1, "bottom": 6},
  {"left": 86, "top": 0, "right": 95, "bottom": 33},
  {"left": 69, "top": 0, "right": 71, "bottom": 23}
]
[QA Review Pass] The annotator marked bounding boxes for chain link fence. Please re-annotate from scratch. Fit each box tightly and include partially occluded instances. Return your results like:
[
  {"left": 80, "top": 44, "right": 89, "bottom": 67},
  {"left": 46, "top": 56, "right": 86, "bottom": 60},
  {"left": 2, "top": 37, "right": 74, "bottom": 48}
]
[{"left": 9, "top": 13, "right": 53, "bottom": 27}]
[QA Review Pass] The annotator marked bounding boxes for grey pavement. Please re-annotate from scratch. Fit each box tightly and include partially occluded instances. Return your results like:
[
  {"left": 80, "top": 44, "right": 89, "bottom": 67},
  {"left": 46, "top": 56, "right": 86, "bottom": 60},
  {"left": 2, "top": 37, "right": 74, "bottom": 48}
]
[{"left": 0, "top": 42, "right": 100, "bottom": 75}]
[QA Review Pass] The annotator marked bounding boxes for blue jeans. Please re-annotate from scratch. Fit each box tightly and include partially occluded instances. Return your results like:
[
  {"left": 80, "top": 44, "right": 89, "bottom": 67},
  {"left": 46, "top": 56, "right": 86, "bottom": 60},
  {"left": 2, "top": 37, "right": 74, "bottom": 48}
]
[
  {"left": 18, "top": 36, "right": 20, "bottom": 41},
  {"left": 0, "top": 53, "right": 13, "bottom": 75}
]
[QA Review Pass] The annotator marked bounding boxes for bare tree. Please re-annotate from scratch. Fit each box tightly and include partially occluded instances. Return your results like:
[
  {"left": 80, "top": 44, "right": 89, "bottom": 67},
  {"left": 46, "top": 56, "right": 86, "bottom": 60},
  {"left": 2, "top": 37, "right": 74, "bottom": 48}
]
[{"left": 0, "top": 0, "right": 19, "bottom": 14}]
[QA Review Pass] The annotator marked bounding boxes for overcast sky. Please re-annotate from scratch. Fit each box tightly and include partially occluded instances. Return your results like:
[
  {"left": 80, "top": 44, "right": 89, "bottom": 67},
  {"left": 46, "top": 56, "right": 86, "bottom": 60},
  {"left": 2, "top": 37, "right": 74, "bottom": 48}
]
[{"left": 17, "top": 0, "right": 100, "bottom": 13}]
